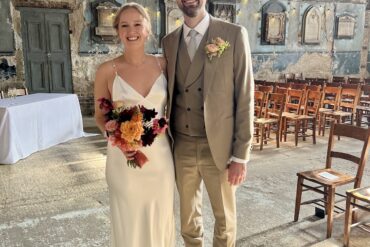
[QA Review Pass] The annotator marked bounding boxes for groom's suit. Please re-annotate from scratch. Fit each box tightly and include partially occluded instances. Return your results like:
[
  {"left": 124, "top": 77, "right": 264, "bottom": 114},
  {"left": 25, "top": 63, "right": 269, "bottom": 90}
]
[{"left": 163, "top": 15, "right": 254, "bottom": 247}]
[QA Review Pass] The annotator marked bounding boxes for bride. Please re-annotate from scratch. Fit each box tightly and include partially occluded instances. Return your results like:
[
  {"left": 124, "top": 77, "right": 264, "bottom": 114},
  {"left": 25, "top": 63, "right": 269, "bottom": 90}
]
[{"left": 94, "top": 3, "right": 175, "bottom": 247}]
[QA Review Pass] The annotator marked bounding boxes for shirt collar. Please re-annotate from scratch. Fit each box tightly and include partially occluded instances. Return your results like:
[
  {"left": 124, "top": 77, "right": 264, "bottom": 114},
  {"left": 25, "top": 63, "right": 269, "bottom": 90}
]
[{"left": 183, "top": 13, "right": 210, "bottom": 38}]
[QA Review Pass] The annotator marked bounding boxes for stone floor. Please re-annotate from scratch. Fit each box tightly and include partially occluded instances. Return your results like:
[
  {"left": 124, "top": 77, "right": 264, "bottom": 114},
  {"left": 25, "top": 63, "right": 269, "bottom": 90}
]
[{"left": 0, "top": 118, "right": 369, "bottom": 247}]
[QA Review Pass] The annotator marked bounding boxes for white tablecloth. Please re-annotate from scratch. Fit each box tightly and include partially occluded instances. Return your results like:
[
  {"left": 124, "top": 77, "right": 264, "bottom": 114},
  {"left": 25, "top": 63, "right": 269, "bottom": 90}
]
[{"left": 0, "top": 93, "right": 84, "bottom": 164}]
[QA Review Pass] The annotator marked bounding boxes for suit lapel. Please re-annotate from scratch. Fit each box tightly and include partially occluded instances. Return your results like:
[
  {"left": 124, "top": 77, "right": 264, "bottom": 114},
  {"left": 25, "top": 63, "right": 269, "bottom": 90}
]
[
  {"left": 184, "top": 33, "right": 208, "bottom": 87},
  {"left": 167, "top": 27, "right": 182, "bottom": 113},
  {"left": 203, "top": 16, "right": 222, "bottom": 99}
]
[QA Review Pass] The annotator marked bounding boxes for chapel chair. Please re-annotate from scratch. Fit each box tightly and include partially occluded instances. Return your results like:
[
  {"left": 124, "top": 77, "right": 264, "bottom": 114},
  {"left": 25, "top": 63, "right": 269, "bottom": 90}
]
[
  {"left": 283, "top": 90, "right": 322, "bottom": 146},
  {"left": 321, "top": 87, "right": 360, "bottom": 134},
  {"left": 343, "top": 186, "right": 370, "bottom": 247},
  {"left": 318, "top": 86, "right": 342, "bottom": 136},
  {"left": 254, "top": 93, "right": 286, "bottom": 150},
  {"left": 281, "top": 89, "right": 305, "bottom": 143},
  {"left": 254, "top": 91, "right": 266, "bottom": 118},
  {"left": 294, "top": 123, "right": 370, "bottom": 238},
  {"left": 356, "top": 85, "right": 370, "bottom": 127},
  {"left": 0, "top": 90, "right": 4, "bottom": 99}
]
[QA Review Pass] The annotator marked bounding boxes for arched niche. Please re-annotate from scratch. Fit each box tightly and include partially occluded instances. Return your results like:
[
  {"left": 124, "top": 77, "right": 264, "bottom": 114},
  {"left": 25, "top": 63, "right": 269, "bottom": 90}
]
[
  {"left": 302, "top": 6, "right": 321, "bottom": 44},
  {"left": 336, "top": 14, "right": 356, "bottom": 39},
  {"left": 261, "top": 0, "right": 286, "bottom": 45}
]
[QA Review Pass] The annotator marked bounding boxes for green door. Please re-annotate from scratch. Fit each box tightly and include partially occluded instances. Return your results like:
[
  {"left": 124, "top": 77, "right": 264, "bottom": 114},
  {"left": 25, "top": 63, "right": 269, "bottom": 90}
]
[{"left": 20, "top": 7, "right": 72, "bottom": 93}]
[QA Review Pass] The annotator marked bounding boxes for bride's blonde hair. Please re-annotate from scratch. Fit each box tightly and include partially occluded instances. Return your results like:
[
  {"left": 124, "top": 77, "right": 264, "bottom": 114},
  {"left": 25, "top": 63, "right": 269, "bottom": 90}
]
[{"left": 113, "top": 3, "right": 152, "bottom": 36}]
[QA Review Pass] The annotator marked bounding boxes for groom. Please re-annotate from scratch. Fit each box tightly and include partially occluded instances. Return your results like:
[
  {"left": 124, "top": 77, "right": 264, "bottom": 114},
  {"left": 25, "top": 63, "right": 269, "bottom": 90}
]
[{"left": 162, "top": 0, "right": 254, "bottom": 246}]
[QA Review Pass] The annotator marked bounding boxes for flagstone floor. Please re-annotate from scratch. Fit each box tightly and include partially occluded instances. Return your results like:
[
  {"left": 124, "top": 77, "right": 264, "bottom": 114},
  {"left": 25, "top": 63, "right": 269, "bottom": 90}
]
[{"left": 0, "top": 117, "right": 369, "bottom": 247}]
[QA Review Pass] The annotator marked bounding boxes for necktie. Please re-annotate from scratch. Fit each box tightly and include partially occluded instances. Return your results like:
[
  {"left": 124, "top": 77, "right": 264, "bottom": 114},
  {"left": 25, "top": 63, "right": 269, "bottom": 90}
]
[{"left": 187, "top": 29, "right": 198, "bottom": 61}]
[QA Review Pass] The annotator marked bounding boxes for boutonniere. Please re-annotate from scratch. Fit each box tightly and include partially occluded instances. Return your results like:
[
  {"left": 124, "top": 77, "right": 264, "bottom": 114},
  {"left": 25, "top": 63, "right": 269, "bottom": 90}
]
[{"left": 204, "top": 37, "right": 230, "bottom": 61}]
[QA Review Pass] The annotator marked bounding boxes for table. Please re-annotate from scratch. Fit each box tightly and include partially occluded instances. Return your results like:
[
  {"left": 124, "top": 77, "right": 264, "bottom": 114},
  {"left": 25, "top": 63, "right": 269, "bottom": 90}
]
[{"left": 0, "top": 93, "right": 84, "bottom": 164}]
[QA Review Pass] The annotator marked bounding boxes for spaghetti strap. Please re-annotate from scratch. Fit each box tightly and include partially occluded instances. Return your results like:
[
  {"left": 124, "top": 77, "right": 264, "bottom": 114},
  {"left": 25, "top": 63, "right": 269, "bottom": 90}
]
[
  {"left": 154, "top": 56, "right": 163, "bottom": 73},
  {"left": 112, "top": 61, "right": 117, "bottom": 75}
]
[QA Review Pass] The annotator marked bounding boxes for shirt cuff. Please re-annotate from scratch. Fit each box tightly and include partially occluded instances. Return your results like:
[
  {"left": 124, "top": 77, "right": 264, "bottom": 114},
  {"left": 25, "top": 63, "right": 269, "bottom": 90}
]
[{"left": 230, "top": 156, "right": 248, "bottom": 165}]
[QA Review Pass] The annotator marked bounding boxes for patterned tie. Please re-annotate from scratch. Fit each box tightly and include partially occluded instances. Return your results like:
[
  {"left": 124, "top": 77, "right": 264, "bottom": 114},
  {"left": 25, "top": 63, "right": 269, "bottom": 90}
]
[{"left": 187, "top": 29, "right": 198, "bottom": 61}]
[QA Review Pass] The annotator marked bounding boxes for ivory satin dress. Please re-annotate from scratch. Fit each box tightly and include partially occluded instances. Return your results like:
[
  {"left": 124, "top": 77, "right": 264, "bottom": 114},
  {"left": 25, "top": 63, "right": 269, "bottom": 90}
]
[{"left": 106, "top": 71, "right": 175, "bottom": 247}]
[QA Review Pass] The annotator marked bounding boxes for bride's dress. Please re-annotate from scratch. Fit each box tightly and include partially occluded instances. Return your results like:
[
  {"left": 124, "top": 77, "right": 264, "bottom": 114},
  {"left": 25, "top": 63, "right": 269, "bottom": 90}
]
[{"left": 106, "top": 71, "right": 175, "bottom": 247}]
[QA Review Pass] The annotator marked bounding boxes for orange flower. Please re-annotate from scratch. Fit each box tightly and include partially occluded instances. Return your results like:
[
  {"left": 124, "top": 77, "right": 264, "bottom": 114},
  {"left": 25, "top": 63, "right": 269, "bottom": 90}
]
[
  {"left": 120, "top": 121, "right": 144, "bottom": 142},
  {"left": 131, "top": 111, "right": 143, "bottom": 123}
]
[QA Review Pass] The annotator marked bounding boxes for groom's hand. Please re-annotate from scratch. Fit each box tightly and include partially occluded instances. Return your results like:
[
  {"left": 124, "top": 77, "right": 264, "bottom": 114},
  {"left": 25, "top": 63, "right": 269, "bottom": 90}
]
[{"left": 227, "top": 162, "right": 247, "bottom": 186}]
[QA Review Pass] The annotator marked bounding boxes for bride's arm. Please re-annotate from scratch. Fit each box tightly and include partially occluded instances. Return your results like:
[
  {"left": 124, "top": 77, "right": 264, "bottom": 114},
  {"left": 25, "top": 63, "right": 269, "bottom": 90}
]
[{"left": 94, "top": 62, "right": 112, "bottom": 135}]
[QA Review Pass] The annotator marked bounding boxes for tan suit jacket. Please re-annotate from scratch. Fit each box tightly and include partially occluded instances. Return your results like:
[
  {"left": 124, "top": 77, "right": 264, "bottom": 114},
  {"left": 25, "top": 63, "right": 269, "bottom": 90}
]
[{"left": 163, "top": 16, "right": 254, "bottom": 171}]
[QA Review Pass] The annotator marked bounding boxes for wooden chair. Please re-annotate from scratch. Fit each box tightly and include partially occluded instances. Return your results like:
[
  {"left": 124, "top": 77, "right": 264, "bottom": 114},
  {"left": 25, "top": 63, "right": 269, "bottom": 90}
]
[
  {"left": 343, "top": 186, "right": 370, "bottom": 247},
  {"left": 257, "top": 85, "right": 274, "bottom": 95},
  {"left": 306, "top": 84, "right": 321, "bottom": 92},
  {"left": 347, "top": 77, "right": 363, "bottom": 85},
  {"left": 291, "top": 83, "right": 307, "bottom": 90},
  {"left": 284, "top": 90, "right": 322, "bottom": 146},
  {"left": 322, "top": 87, "right": 360, "bottom": 129},
  {"left": 281, "top": 89, "right": 305, "bottom": 143},
  {"left": 318, "top": 86, "right": 342, "bottom": 136},
  {"left": 254, "top": 93, "right": 286, "bottom": 150},
  {"left": 254, "top": 91, "right": 266, "bottom": 118},
  {"left": 332, "top": 76, "right": 346, "bottom": 84},
  {"left": 356, "top": 85, "right": 370, "bottom": 127},
  {"left": 294, "top": 123, "right": 370, "bottom": 238}
]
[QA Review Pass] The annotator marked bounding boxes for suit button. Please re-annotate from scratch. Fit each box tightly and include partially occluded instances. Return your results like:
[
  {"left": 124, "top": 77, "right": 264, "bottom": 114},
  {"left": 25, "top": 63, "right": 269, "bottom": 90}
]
[
  {"left": 201, "top": 106, "right": 204, "bottom": 110},
  {"left": 187, "top": 107, "right": 191, "bottom": 111},
  {"left": 185, "top": 89, "right": 189, "bottom": 93},
  {"left": 198, "top": 88, "right": 202, "bottom": 92},
  {"left": 186, "top": 125, "right": 189, "bottom": 128}
]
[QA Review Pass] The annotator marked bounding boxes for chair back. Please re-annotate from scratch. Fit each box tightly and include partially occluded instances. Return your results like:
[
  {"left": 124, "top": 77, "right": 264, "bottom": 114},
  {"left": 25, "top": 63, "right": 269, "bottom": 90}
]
[
  {"left": 264, "top": 93, "right": 286, "bottom": 120},
  {"left": 338, "top": 87, "right": 360, "bottom": 111},
  {"left": 304, "top": 90, "right": 322, "bottom": 116},
  {"left": 306, "top": 84, "right": 321, "bottom": 92},
  {"left": 326, "top": 123, "right": 370, "bottom": 187},
  {"left": 285, "top": 89, "right": 304, "bottom": 114},
  {"left": 347, "top": 77, "right": 363, "bottom": 85},
  {"left": 291, "top": 83, "right": 307, "bottom": 90},
  {"left": 321, "top": 86, "right": 342, "bottom": 110},
  {"left": 257, "top": 85, "right": 274, "bottom": 94},
  {"left": 254, "top": 91, "right": 265, "bottom": 118},
  {"left": 275, "top": 86, "right": 289, "bottom": 94},
  {"left": 332, "top": 76, "right": 346, "bottom": 83},
  {"left": 0, "top": 90, "right": 4, "bottom": 99}
]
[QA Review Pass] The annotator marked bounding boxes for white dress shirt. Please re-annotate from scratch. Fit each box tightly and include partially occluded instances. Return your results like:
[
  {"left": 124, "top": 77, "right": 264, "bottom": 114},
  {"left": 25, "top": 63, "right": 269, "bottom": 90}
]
[{"left": 183, "top": 14, "right": 210, "bottom": 50}]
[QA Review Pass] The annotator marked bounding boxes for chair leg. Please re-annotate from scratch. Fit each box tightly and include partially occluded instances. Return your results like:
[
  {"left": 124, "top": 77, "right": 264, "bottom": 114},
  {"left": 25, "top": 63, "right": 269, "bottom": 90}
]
[
  {"left": 260, "top": 124, "right": 264, "bottom": 150},
  {"left": 294, "top": 176, "right": 304, "bottom": 221},
  {"left": 326, "top": 187, "right": 335, "bottom": 238},
  {"left": 295, "top": 120, "right": 299, "bottom": 146},
  {"left": 312, "top": 118, "right": 316, "bottom": 144},
  {"left": 343, "top": 194, "right": 352, "bottom": 247}
]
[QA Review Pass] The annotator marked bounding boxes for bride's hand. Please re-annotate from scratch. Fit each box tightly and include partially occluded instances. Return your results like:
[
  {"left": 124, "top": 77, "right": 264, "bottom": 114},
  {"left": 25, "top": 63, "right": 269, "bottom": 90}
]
[{"left": 122, "top": 150, "right": 137, "bottom": 160}]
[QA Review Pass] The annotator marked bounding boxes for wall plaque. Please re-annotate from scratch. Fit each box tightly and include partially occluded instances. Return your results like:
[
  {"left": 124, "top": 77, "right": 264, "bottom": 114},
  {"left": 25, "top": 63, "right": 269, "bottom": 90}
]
[
  {"left": 266, "top": 13, "right": 285, "bottom": 44},
  {"left": 209, "top": 2, "right": 237, "bottom": 23},
  {"left": 336, "top": 15, "right": 356, "bottom": 39}
]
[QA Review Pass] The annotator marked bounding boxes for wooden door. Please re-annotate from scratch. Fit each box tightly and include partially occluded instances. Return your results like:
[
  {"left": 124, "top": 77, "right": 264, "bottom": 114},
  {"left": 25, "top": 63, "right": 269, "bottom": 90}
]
[{"left": 20, "top": 8, "right": 72, "bottom": 93}]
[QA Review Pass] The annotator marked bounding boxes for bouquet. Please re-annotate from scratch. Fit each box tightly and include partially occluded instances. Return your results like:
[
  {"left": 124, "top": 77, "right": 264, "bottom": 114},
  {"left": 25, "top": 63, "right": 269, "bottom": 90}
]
[{"left": 98, "top": 98, "right": 168, "bottom": 169}]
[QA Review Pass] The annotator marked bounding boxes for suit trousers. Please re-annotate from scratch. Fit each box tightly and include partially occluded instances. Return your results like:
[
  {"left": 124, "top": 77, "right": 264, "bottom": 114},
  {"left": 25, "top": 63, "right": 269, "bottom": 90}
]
[{"left": 174, "top": 133, "right": 237, "bottom": 247}]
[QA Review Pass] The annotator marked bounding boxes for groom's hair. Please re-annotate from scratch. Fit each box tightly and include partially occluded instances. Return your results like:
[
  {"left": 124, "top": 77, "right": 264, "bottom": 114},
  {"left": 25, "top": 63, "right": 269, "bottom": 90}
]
[{"left": 113, "top": 3, "right": 152, "bottom": 36}]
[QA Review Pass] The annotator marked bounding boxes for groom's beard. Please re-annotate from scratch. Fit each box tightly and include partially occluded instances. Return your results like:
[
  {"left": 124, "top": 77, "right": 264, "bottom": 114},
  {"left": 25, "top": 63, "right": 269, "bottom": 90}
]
[{"left": 178, "top": 0, "right": 202, "bottom": 17}]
